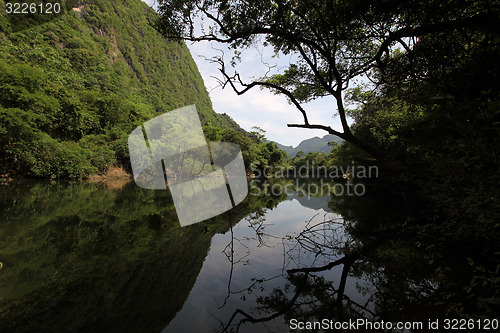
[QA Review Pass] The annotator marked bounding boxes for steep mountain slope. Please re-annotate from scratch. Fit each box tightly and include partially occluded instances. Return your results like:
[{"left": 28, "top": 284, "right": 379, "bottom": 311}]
[
  {"left": 0, "top": 0, "right": 244, "bottom": 179},
  {"left": 275, "top": 135, "right": 343, "bottom": 157}
]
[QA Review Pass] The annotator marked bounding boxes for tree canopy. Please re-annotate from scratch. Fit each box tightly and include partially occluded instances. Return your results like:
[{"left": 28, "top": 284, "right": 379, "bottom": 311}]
[{"left": 154, "top": 0, "right": 500, "bottom": 160}]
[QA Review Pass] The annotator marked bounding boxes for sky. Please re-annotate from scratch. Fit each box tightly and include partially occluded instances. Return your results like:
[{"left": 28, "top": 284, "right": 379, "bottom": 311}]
[{"left": 142, "top": 0, "right": 352, "bottom": 147}]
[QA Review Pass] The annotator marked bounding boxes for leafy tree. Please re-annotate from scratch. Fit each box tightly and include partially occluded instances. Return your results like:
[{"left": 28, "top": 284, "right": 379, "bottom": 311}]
[
  {"left": 249, "top": 126, "right": 266, "bottom": 143},
  {"left": 294, "top": 151, "right": 304, "bottom": 159},
  {"left": 153, "top": 0, "right": 500, "bottom": 161}
]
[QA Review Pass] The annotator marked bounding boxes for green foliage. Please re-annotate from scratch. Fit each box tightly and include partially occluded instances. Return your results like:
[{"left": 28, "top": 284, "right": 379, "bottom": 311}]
[
  {"left": 7, "top": 132, "right": 116, "bottom": 179},
  {"left": 332, "top": 17, "right": 500, "bottom": 301},
  {"left": 220, "top": 128, "right": 288, "bottom": 173},
  {"left": 0, "top": 0, "right": 248, "bottom": 179}
]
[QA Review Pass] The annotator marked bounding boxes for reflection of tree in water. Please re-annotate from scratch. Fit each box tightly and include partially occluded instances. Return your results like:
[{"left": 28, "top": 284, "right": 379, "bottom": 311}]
[
  {"left": 216, "top": 214, "right": 388, "bottom": 332},
  {"left": 0, "top": 181, "right": 288, "bottom": 333},
  {"left": 0, "top": 181, "right": 210, "bottom": 332},
  {"left": 216, "top": 191, "right": 499, "bottom": 332}
]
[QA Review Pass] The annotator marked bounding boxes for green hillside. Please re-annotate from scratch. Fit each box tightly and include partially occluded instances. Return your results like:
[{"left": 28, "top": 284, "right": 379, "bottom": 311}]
[
  {"left": 275, "top": 135, "right": 343, "bottom": 157},
  {"left": 0, "top": 0, "right": 245, "bottom": 179}
]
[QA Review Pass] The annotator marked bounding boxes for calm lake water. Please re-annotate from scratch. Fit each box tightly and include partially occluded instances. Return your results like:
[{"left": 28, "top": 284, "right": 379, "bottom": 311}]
[{"left": 0, "top": 179, "right": 496, "bottom": 332}]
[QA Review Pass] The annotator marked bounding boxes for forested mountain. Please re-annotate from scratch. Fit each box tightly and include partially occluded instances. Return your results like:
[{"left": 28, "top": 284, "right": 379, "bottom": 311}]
[
  {"left": 0, "top": 0, "right": 245, "bottom": 179},
  {"left": 275, "top": 135, "right": 343, "bottom": 157}
]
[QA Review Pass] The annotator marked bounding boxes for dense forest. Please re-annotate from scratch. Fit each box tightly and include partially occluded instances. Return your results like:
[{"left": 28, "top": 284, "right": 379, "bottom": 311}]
[{"left": 0, "top": 0, "right": 288, "bottom": 179}]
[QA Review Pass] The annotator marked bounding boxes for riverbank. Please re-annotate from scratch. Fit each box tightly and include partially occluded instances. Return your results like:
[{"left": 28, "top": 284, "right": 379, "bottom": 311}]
[{"left": 86, "top": 166, "right": 132, "bottom": 190}]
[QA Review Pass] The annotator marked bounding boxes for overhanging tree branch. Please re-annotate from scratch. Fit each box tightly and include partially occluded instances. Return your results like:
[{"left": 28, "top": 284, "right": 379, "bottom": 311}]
[
  {"left": 153, "top": 0, "right": 500, "bottom": 162},
  {"left": 216, "top": 59, "right": 311, "bottom": 126}
]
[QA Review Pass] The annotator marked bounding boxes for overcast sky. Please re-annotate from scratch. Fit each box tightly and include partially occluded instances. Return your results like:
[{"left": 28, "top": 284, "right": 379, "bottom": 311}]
[{"left": 142, "top": 0, "right": 350, "bottom": 147}]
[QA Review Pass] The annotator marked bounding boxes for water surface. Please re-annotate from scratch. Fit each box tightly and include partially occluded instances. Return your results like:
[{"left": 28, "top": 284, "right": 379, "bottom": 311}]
[{"left": 0, "top": 179, "right": 494, "bottom": 332}]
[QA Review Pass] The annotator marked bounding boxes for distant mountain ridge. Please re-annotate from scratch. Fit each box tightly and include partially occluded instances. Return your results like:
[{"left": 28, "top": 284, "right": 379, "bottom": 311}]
[{"left": 274, "top": 135, "right": 343, "bottom": 157}]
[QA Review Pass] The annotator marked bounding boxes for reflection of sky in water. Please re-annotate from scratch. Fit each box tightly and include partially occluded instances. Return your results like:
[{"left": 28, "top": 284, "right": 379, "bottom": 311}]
[{"left": 163, "top": 196, "right": 370, "bottom": 333}]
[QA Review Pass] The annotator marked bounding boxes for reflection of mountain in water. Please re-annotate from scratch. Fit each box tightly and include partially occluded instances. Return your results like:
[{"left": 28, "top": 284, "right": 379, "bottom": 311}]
[
  {"left": 0, "top": 182, "right": 204, "bottom": 333},
  {"left": 0, "top": 181, "right": 271, "bottom": 333},
  {"left": 286, "top": 191, "right": 332, "bottom": 211}
]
